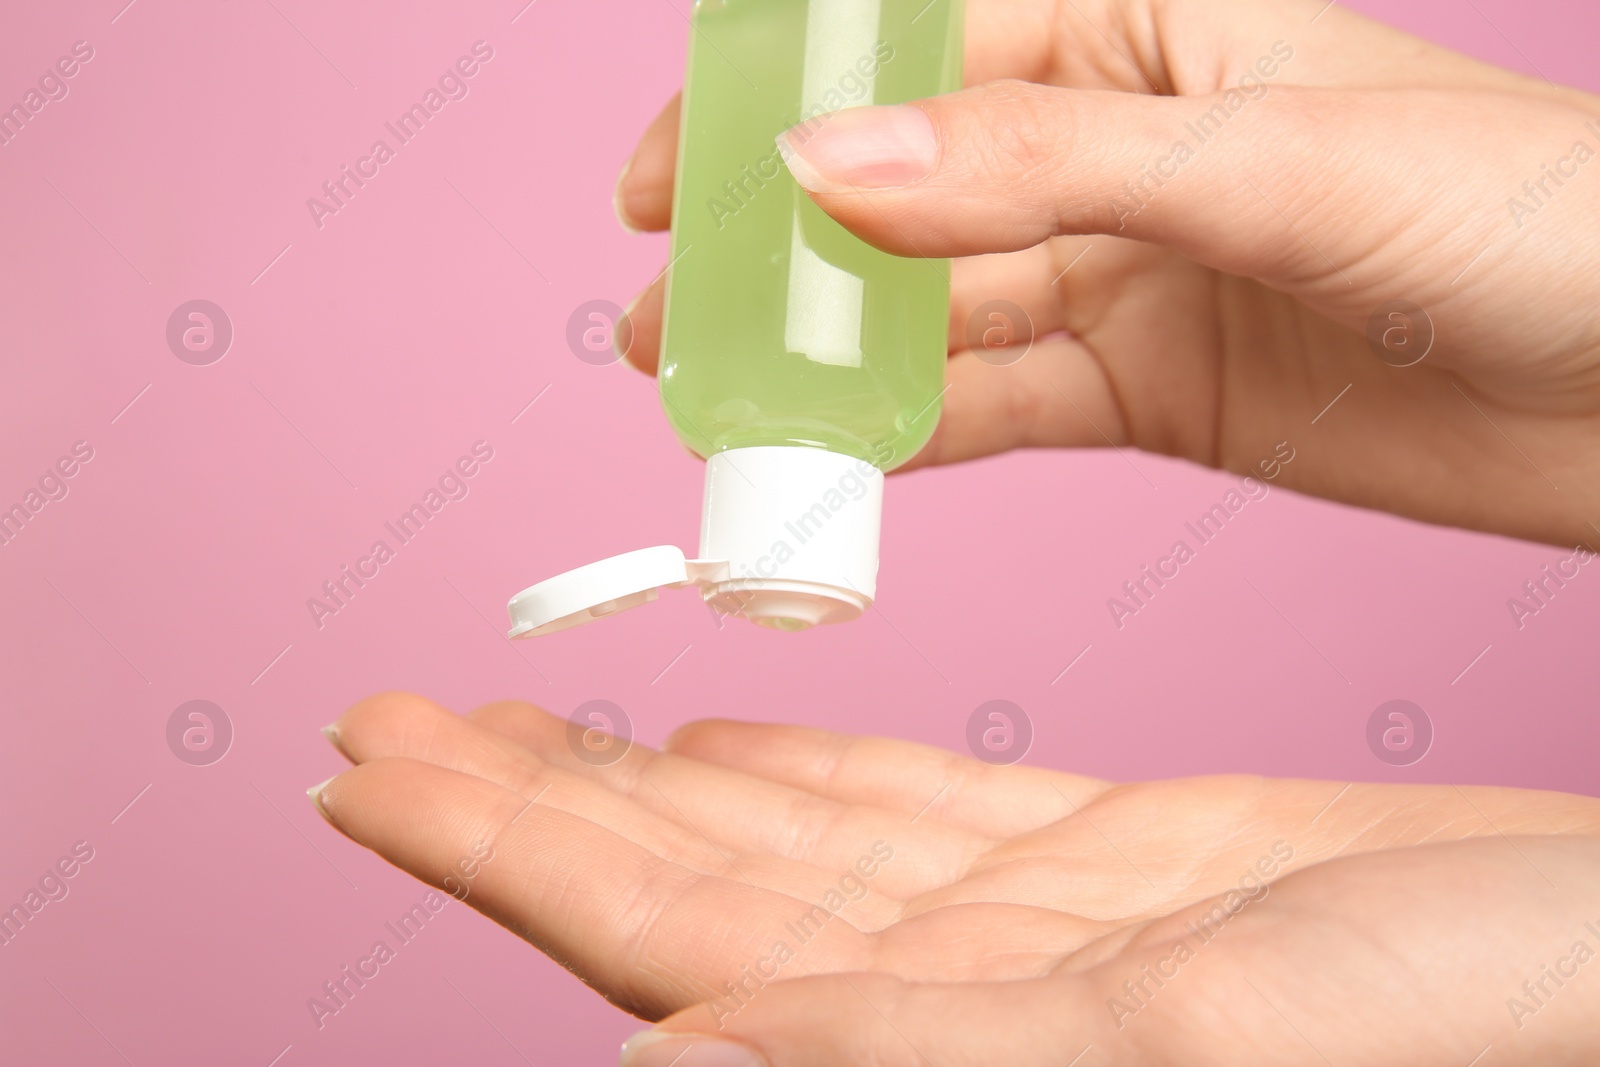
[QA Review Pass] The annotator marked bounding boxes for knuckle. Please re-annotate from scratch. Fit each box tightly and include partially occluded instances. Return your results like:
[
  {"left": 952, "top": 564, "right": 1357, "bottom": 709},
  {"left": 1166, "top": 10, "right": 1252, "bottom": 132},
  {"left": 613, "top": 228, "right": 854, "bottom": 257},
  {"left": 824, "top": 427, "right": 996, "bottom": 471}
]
[
  {"left": 971, "top": 79, "right": 1074, "bottom": 180},
  {"left": 343, "top": 690, "right": 435, "bottom": 730}
]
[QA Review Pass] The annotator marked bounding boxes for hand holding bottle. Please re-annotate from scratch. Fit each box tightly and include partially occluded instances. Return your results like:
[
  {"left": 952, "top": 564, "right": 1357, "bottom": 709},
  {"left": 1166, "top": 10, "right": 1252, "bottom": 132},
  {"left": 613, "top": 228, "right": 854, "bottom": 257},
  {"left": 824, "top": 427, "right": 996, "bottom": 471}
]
[{"left": 615, "top": 0, "right": 1600, "bottom": 550}]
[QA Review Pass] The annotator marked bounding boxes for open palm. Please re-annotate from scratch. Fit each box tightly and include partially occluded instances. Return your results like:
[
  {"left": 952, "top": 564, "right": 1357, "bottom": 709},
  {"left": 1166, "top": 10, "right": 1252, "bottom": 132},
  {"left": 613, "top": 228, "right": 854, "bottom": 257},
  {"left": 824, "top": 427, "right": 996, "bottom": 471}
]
[{"left": 314, "top": 693, "right": 1600, "bottom": 1065}]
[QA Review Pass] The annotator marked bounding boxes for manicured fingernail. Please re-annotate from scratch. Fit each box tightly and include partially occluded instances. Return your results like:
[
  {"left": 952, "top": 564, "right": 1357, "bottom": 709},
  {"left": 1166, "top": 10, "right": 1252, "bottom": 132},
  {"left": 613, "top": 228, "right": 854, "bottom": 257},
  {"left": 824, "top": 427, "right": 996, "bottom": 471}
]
[
  {"left": 307, "top": 776, "right": 337, "bottom": 824},
  {"left": 320, "top": 723, "right": 352, "bottom": 759},
  {"left": 614, "top": 157, "right": 643, "bottom": 234},
  {"left": 619, "top": 1031, "right": 767, "bottom": 1067},
  {"left": 614, "top": 294, "right": 637, "bottom": 364},
  {"left": 777, "top": 104, "right": 938, "bottom": 194}
]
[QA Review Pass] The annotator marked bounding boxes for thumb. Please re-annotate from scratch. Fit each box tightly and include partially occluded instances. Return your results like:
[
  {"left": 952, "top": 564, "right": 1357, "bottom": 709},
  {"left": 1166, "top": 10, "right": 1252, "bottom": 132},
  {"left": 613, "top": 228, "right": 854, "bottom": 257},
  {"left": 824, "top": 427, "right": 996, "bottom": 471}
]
[
  {"left": 616, "top": 972, "right": 1114, "bottom": 1067},
  {"left": 775, "top": 78, "right": 1376, "bottom": 291}
]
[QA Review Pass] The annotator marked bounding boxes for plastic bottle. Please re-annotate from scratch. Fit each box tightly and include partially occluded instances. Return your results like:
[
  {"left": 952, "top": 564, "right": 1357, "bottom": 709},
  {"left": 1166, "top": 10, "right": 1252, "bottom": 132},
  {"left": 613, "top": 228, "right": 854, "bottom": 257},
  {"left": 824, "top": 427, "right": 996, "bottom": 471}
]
[
  {"left": 506, "top": 0, "right": 965, "bottom": 638},
  {"left": 661, "top": 0, "right": 965, "bottom": 469}
]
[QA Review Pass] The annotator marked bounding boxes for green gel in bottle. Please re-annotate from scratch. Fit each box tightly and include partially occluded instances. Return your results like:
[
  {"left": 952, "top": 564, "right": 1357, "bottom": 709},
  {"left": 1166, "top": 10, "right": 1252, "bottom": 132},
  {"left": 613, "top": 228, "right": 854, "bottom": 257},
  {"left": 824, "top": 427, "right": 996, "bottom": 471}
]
[
  {"left": 661, "top": 0, "right": 965, "bottom": 471},
  {"left": 504, "top": 0, "right": 965, "bottom": 640}
]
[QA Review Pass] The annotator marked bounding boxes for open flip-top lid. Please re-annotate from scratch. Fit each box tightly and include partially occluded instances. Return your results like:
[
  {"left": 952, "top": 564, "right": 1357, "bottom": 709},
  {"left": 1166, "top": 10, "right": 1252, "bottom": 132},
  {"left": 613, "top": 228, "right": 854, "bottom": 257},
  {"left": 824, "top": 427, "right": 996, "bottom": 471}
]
[
  {"left": 507, "top": 546, "right": 728, "bottom": 638},
  {"left": 506, "top": 446, "right": 886, "bottom": 636}
]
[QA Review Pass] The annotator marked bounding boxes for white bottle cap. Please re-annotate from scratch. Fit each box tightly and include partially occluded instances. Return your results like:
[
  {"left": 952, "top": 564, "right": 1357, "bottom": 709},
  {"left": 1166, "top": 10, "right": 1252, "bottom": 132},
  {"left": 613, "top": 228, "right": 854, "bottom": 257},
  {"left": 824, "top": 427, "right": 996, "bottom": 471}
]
[{"left": 507, "top": 446, "right": 883, "bottom": 638}]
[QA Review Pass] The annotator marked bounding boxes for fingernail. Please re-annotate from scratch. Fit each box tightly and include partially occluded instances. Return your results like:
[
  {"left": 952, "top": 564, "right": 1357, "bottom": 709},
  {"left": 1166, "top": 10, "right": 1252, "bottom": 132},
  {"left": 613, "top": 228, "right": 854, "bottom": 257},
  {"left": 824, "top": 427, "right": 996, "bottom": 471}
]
[
  {"left": 307, "top": 776, "right": 337, "bottom": 824},
  {"left": 614, "top": 294, "right": 637, "bottom": 364},
  {"left": 619, "top": 1031, "right": 767, "bottom": 1067},
  {"left": 320, "top": 723, "right": 351, "bottom": 760},
  {"left": 777, "top": 104, "right": 938, "bottom": 194},
  {"left": 614, "top": 157, "right": 643, "bottom": 234}
]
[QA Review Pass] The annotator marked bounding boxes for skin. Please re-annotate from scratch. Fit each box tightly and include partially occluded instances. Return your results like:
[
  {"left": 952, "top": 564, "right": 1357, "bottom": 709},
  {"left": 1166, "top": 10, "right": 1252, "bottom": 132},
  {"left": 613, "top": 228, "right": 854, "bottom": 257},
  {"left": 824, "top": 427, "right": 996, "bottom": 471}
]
[
  {"left": 315, "top": 694, "right": 1600, "bottom": 1065},
  {"left": 616, "top": 0, "right": 1600, "bottom": 549},
  {"left": 315, "top": 0, "right": 1600, "bottom": 1062}
]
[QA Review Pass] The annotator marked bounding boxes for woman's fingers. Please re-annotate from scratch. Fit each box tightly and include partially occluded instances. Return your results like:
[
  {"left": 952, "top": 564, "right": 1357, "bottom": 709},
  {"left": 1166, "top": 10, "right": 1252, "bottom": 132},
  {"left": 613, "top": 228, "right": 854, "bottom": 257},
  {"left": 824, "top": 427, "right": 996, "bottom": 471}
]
[
  {"left": 609, "top": 0, "right": 1062, "bottom": 234},
  {"left": 775, "top": 81, "right": 1342, "bottom": 270},
  {"left": 1151, "top": 0, "right": 1578, "bottom": 99},
  {"left": 329, "top": 692, "right": 733, "bottom": 874},
  {"left": 622, "top": 971, "right": 1113, "bottom": 1067},
  {"left": 622, "top": 835, "right": 1600, "bottom": 1066},
  {"left": 609, "top": 0, "right": 1575, "bottom": 243},
  {"left": 905, "top": 338, "right": 1134, "bottom": 468},
  {"left": 663, "top": 719, "right": 1111, "bottom": 838},
  {"left": 332, "top": 694, "right": 915, "bottom": 916},
  {"left": 616, "top": 92, "right": 680, "bottom": 233},
  {"left": 618, "top": 265, "right": 666, "bottom": 374},
  {"left": 946, "top": 242, "right": 1078, "bottom": 349},
  {"left": 464, "top": 701, "right": 984, "bottom": 899},
  {"left": 314, "top": 757, "right": 876, "bottom": 1019},
  {"left": 773, "top": 80, "right": 1599, "bottom": 337}
]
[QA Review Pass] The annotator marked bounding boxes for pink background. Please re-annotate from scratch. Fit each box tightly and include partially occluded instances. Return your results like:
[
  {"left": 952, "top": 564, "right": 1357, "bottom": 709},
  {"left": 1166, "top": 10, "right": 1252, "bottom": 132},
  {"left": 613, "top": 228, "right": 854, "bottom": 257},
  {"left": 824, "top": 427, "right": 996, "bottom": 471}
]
[{"left": 2, "top": 1, "right": 1597, "bottom": 1063}]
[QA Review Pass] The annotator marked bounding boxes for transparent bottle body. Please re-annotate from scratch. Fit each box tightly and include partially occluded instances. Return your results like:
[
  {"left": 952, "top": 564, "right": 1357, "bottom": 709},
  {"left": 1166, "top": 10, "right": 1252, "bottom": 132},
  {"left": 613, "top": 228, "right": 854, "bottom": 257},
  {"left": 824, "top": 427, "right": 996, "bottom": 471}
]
[{"left": 659, "top": 0, "right": 965, "bottom": 472}]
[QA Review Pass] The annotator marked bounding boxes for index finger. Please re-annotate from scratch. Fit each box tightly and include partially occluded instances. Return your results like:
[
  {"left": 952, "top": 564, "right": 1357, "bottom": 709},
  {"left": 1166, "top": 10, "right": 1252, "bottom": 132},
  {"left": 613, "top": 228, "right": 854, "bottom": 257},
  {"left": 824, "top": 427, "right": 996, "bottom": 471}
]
[
  {"left": 314, "top": 757, "right": 874, "bottom": 1020},
  {"left": 614, "top": 0, "right": 1578, "bottom": 233},
  {"left": 613, "top": 0, "right": 1057, "bottom": 233}
]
